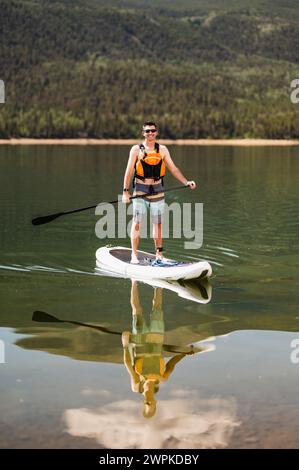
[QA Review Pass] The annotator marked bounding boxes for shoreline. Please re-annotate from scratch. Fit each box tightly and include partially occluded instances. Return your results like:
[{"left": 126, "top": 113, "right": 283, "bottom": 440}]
[{"left": 0, "top": 138, "right": 299, "bottom": 146}]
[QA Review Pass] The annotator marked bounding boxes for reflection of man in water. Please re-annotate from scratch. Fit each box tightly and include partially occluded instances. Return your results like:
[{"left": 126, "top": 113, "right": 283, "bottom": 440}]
[{"left": 122, "top": 280, "right": 193, "bottom": 418}]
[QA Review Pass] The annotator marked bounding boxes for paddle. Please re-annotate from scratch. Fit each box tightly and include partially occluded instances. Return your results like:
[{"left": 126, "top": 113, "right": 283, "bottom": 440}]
[
  {"left": 32, "top": 310, "right": 120, "bottom": 335},
  {"left": 31, "top": 184, "right": 190, "bottom": 226},
  {"left": 32, "top": 310, "right": 201, "bottom": 355}
]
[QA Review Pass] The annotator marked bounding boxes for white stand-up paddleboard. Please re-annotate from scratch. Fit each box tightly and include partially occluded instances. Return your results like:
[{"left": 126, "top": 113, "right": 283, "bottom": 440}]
[{"left": 96, "top": 246, "right": 212, "bottom": 281}]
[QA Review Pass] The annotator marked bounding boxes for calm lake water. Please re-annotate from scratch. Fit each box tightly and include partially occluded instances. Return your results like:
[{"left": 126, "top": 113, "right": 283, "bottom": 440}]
[{"left": 0, "top": 144, "right": 299, "bottom": 449}]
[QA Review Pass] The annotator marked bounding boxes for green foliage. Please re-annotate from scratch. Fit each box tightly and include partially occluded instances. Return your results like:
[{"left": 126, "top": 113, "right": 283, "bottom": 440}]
[{"left": 0, "top": 0, "right": 299, "bottom": 138}]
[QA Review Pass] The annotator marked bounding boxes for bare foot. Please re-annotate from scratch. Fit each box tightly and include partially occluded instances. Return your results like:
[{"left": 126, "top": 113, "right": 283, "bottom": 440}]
[{"left": 130, "top": 254, "right": 139, "bottom": 264}]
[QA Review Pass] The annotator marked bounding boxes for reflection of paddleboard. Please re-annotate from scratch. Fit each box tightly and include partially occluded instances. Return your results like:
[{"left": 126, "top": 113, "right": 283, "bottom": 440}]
[
  {"left": 95, "top": 262, "right": 212, "bottom": 304},
  {"left": 145, "top": 278, "right": 212, "bottom": 304},
  {"left": 96, "top": 246, "right": 212, "bottom": 282}
]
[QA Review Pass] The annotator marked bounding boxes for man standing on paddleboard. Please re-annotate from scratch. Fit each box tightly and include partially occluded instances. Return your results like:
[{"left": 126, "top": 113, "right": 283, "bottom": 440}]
[{"left": 122, "top": 121, "right": 196, "bottom": 264}]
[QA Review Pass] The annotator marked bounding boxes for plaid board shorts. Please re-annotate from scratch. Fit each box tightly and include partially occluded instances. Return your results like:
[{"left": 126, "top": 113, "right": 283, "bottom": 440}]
[{"left": 133, "top": 197, "right": 165, "bottom": 224}]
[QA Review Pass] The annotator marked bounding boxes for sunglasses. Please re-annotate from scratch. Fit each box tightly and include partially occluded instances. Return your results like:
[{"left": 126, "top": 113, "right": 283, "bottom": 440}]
[{"left": 144, "top": 129, "right": 157, "bottom": 134}]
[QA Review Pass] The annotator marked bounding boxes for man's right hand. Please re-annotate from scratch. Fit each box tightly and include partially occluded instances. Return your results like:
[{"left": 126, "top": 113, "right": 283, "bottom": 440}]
[{"left": 122, "top": 192, "right": 132, "bottom": 203}]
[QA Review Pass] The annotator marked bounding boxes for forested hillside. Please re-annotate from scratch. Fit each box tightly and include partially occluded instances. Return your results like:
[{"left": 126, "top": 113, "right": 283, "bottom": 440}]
[{"left": 0, "top": 0, "right": 298, "bottom": 138}]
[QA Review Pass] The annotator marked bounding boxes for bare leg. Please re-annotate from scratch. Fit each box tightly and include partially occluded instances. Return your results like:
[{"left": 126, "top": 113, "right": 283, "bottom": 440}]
[
  {"left": 130, "top": 220, "right": 141, "bottom": 263},
  {"left": 130, "top": 280, "right": 144, "bottom": 348},
  {"left": 130, "top": 280, "right": 143, "bottom": 316},
  {"left": 153, "top": 223, "right": 163, "bottom": 259},
  {"left": 152, "top": 287, "right": 163, "bottom": 311}
]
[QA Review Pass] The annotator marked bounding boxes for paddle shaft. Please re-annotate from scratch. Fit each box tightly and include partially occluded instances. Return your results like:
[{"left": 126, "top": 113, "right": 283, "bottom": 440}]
[
  {"left": 32, "top": 311, "right": 195, "bottom": 354},
  {"left": 32, "top": 184, "right": 189, "bottom": 225}
]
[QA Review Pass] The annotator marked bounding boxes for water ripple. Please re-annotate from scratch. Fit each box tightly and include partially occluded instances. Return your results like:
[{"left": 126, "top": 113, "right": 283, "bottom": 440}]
[{"left": 0, "top": 263, "right": 95, "bottom": 276}]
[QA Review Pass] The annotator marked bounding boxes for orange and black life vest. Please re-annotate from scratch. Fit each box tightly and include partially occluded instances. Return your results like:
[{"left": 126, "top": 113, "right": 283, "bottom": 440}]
[{"left": 134, "top": 143, "right": 166, "bottom": 183}]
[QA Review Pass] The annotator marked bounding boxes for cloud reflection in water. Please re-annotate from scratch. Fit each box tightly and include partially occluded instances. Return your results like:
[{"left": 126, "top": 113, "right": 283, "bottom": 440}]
[{"left": 64, "top": 390, "right": 239, "bottom": 449}]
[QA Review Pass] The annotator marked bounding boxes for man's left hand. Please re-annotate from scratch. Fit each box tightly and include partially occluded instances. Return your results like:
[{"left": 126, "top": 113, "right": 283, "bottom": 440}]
[{"left": 186, "top": 180, "right": 196, "bottom": 189}]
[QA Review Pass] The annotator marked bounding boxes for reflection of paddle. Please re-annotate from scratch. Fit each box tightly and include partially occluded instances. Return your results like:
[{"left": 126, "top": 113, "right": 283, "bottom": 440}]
[
  {"left": 32, "top": 310, "right": 203, "bottom": 355},
  {"left": 31, "top": 184, "right": 189, "bottom": 226},
  {"left": 32, "top": 310, "right": 120, "bottom": 335}
]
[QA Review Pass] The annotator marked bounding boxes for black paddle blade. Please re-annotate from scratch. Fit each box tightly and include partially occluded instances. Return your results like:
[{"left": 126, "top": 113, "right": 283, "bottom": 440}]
[
  {"left": 32, "top": 311, "right": 63, "bottom": 323},
  {"left": 31, "top": 212, "right": 63, "bottom": 226}
]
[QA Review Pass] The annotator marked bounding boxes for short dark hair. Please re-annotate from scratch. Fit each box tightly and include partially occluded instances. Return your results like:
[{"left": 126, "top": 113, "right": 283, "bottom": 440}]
[{"left": 143, "top": 121, "right": 157, "bottom": 129}]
